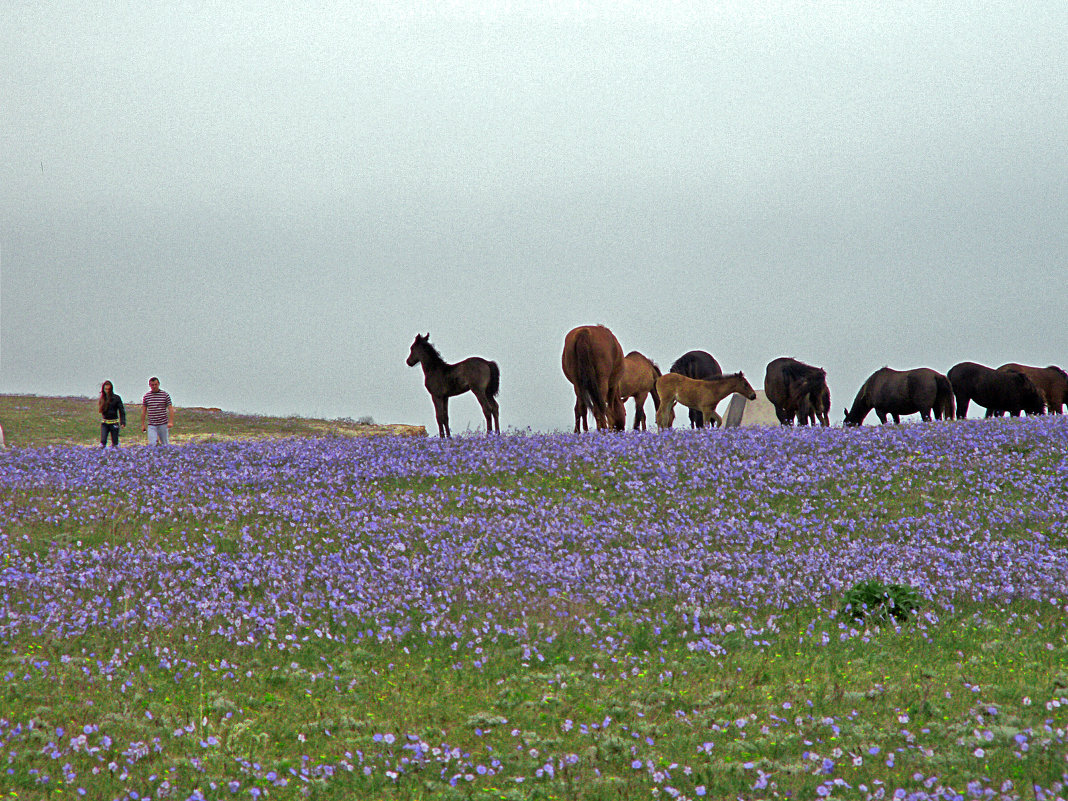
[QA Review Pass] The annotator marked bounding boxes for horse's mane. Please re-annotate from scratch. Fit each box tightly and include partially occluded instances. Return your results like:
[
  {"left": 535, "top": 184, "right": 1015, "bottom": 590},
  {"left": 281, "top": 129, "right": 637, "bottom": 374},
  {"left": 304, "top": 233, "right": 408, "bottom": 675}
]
[
  {"left": 625, "top": 351, "right": 662, "bottom": 375},
  {"left": 669, "top": 350, "right": 715, "bottom": 374},
  {"left": 860, "top": 367, "right": 892, "bottom": 393},
  {"left": 417, "top": 338, "right": 447, "bottom": 367},
  {"left": 668, "top": 355, "right": 689, "bottom": 373},
  {"left": 780, "top": 360, "right": 824, "bottom": 383}
]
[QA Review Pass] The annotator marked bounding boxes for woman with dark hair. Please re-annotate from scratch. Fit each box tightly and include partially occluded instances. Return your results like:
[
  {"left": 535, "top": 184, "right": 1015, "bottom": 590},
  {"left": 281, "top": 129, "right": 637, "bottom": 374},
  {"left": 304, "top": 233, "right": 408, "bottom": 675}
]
[{"left": 98, "top": 380, "right": 126, "bottom": 447}]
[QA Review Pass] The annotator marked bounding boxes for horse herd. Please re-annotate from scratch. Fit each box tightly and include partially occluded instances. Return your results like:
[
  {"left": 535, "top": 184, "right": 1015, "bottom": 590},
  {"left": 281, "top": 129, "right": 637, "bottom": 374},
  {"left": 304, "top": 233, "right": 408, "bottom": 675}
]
[{"left": 407, "top": 327, "right": 1067, "bottom": 438}]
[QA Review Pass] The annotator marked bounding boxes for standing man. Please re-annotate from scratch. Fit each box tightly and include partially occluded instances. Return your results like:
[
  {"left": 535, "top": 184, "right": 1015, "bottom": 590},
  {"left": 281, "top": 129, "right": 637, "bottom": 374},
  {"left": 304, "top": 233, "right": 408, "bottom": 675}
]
[{"left": 141, "top": 376, "right": 174, "bottom": 446}]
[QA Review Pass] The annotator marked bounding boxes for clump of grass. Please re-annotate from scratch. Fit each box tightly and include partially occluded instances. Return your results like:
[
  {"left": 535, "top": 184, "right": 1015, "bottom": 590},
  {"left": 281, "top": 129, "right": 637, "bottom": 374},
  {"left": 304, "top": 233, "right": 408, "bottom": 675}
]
[{"left": 839, "top": 579, "right": 921, "bottom": 624}]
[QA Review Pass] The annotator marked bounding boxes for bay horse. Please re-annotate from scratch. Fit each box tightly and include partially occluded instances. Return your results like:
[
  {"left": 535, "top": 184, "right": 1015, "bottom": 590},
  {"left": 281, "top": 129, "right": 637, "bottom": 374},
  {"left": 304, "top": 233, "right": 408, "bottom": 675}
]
[
  {"left": 764, "top": 357, "right": 830, "bottom": 426},
  {"left": 562, "top": 325, "right": 626, "bottom": 432},
  {"left": 655, "top": 372, "right": 757, "bottom": 430},
  {"left": 619, "top": 351, "right": 661, "bottom": 430},
  {"left": 997, "top": 363, "right": 1067, "bottom": 415},
  {"left": 406, "top": 333, "right": 500, "bottom": 438},
  {"left": 668, "top": 350, "right": 723, "bottom": 428},
  {"left": 947, "top": 361, "right": 1045, "bottom": 418},
  {"left": 844, "top": 367, "right": 954, "bottom": 426}
]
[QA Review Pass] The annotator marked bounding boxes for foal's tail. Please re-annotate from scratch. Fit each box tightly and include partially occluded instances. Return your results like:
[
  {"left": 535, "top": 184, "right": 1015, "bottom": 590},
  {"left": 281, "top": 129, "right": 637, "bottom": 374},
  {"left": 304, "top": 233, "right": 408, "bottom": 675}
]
[
  {"left": 650, "top": 362, "right": 662, "bottom": 411},
  {"left": 486, "top": 361, "right": 501, "bottom": 399},
  {"left": 573, "top": 330, "right": 608, "bottom": 422},
  {"left": 935, "top": 374, "right": 955, "bottom": 420}
]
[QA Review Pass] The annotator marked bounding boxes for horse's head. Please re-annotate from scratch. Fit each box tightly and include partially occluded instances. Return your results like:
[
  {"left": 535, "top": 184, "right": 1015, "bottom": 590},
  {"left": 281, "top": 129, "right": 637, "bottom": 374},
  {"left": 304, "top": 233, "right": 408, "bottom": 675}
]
[
  {"left": 736, "top": 372, "right": 757, "bottom": 401},
  {"left": 406, "top": 333, "right": 430, "bottom": 366},
  {"left": 843, "top": 406, "right": 862, "bottom": 427}
]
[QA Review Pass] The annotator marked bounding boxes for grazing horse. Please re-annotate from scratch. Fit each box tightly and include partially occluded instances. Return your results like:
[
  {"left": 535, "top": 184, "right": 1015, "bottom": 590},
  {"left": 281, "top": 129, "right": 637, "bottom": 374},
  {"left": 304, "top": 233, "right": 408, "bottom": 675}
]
[
  {"left": 947, "top": 361, "right": 1045, "bottom": 418},
  {"left": 764, "top": 357, "right": 830, "bottom": 427},
  {"left": 997, "top": 363, "right": 1067, "bottom": 415},
  {"left": 562, "top": 325, "right": 626, "bottom": 432},
  {"left": 619, "top": 351, "right": 661, "bottom": 430},
  {"left": 844, "top": 367, "right": 955, "bottom": 426},
  {"left": 406, "top": 333, "right": 500, "bottom": 438},
  {"left": 668, "top": 350, "right": 723, "bottom": 428},
  {"left": 655, "top": 372, "right": 757, "bottom": 430}
]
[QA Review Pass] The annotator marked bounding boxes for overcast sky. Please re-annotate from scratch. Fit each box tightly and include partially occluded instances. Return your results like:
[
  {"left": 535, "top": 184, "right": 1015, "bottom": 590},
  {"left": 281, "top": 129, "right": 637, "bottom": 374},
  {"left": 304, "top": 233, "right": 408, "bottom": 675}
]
[{"left": 2, "top": 1, "right": 1066, "bottom": 433}]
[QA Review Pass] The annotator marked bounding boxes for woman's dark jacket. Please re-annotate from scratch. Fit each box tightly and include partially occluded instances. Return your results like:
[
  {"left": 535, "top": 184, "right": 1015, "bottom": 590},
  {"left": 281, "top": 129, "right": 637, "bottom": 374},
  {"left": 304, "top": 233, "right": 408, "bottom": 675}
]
[{"left": 100, "top": 394, "right": 126, "bottom": 426}]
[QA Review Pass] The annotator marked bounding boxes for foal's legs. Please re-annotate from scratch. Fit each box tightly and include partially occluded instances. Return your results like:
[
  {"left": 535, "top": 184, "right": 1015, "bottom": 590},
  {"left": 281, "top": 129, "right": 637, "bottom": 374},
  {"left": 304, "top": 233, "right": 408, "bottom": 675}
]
[
  {"left": 701, "top": 406, "right": 723, "bottom": 428},
  {"left": 433, "top": 395, "right": 451, "bottom": 438},
  {"left": 472, "top": 389, "right": 500, "bottom": 434},
  {"left": 656, "top": 396, "right": 676, "bottom": 430}
]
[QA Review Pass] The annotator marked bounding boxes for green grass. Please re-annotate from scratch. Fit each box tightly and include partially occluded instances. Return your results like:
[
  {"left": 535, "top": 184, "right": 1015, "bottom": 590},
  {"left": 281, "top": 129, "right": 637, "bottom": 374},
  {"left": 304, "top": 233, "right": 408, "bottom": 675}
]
[
  {"left": 4, "top": 603, "right": 1065, "bottom": 799},
  {"left": 1, "top": 399, "right": 1066, "bottom": 799}
]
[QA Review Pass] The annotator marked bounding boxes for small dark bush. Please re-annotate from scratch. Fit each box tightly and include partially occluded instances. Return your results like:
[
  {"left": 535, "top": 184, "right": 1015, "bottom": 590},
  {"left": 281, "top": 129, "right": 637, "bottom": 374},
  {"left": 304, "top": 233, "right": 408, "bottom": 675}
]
[{"left": 840, "top": 579, "right": 920, "bottom": 624}]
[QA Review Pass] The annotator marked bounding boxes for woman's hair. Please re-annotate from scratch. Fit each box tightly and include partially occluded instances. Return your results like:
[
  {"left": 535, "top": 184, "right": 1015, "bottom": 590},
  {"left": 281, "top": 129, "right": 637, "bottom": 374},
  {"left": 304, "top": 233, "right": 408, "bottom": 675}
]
[{"left": 98, "top": 381, "right": 113, "bottom": 414}]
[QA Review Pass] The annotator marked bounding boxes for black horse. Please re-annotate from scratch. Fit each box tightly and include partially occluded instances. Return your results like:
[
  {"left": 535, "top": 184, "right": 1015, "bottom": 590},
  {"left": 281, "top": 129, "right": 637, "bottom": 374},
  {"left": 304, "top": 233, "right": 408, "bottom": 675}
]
[
  {"left": 947, "top": 361, "right": 1045, "bottom": 418},
  {"left": 406, "top": 334, "right": 500, "bottom": 437},
  {"left": 764, "top": 357, "right": 830, "bottom": 426},
  {"left": 844, "top": 367, "right": 955, "bottom": 425},
  {"left": 668, "top": 350, "right": 723, "bottom": 428}
]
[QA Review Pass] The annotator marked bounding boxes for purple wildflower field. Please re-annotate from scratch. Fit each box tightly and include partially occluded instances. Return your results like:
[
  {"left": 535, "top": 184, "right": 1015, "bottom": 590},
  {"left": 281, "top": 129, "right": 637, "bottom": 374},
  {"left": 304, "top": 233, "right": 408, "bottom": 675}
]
[{"left": 1, "top": 417, "right": 1067, "bottom": 800}]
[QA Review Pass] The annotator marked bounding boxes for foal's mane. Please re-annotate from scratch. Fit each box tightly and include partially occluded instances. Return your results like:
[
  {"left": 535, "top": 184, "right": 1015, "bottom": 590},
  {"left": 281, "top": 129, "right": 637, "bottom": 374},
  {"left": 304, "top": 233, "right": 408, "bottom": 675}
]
[{"left": 416, "top": 337, "right": 447, "bottom": 367}]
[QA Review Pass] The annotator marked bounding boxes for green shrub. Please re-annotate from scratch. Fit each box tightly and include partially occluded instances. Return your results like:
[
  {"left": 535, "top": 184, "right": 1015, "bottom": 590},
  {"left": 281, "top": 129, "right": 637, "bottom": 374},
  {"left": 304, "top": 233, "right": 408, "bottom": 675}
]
[{"left": 839, "top": 579, "right": 920, "bottom": 624}]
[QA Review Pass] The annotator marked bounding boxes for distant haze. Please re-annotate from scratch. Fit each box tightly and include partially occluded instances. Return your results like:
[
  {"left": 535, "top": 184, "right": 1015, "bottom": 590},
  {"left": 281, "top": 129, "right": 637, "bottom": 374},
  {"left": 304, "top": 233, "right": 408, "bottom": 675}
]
[{"left": 3, "top": 2, "right": 1066, "bottom": 432}]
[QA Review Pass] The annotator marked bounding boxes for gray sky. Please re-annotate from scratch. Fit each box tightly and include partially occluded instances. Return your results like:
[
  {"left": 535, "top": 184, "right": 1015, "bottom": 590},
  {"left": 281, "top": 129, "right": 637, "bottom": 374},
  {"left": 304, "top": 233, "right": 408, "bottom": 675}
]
[{"left": 3, "top": 2, "right": 1066, "bottom": 432}]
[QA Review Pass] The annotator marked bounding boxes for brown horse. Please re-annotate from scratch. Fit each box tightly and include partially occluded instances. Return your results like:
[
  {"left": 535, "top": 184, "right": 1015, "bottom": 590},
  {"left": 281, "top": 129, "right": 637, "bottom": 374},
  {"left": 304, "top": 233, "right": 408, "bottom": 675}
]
[
  {"left": 406, "top": 334, "right": 500, "bottom": 438},
  {"left": 619, "top": 351, "right": 661, "bottom": 430},
  {"left": 764, "top": 357, "right": 830, "bottom": 427},
  {"left": 668, "top": 350, "right": 723, "bottom": 428},
  {"left": 844, "top": 367, "right": 954, "bottom": 425},
  {"left": 997, "top": 363, "right": 1067, "bottom": 415},
  {"left": 655, "top": 372, "right": 757, "bottom": 430},
  {"left": 948, "top": 361, "right": 1045, "bottom": 418},
  {"left": 562, "top": 325, "right": 626, "bottom": 432}
]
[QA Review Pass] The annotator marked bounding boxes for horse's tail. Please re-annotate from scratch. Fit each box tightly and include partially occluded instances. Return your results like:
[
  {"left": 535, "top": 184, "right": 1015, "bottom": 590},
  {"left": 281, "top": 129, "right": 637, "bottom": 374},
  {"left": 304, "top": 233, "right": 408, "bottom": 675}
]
[
  {"left": 486, "top": 361, "right": 500, "bottom": 399},
  {"left": 650, "top": 362, "right": 662, "bottom": 410},
  {"left": 573, "top": 329, "right": 608, "bottom": 422},
  {"left": 935, "top": 373, "right": 955, "bottom": 420}
]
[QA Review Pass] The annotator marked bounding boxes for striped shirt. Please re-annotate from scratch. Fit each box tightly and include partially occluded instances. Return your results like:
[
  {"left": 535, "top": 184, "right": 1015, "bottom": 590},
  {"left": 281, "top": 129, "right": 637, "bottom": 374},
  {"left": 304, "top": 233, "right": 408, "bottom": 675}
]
[{"left": 141, "top": 390, "right": 172, "bottom": 426}]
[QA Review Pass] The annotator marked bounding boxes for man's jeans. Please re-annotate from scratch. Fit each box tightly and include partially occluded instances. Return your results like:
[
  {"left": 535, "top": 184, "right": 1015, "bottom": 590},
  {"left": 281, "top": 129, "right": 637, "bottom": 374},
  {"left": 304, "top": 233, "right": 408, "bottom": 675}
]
[{"left": 147, "top": 424, "right": 170, "bottom": 446}]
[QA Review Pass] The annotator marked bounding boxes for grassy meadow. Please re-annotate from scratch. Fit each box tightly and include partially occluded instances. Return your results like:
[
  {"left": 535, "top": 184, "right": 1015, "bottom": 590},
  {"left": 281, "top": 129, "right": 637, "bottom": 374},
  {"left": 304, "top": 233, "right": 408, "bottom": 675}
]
[
  {"left": 0, "top": 395, "right": 424, "bottom": 448},
  {"left": 1, "top": 397, "right": 1067, "bottom": 800}
]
